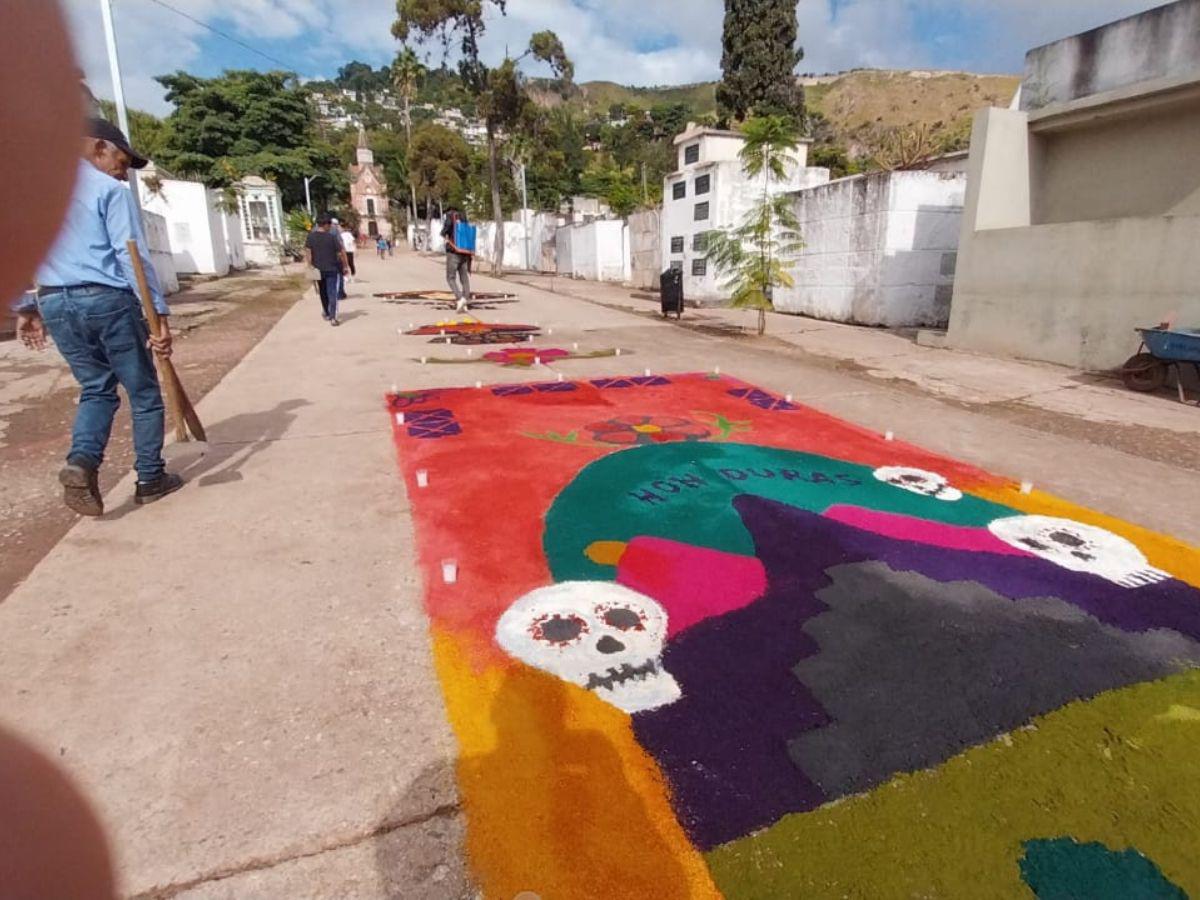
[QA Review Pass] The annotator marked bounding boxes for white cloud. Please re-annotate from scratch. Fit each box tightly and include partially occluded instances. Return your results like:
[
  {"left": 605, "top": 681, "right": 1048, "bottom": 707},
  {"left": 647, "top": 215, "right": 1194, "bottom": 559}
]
[{"left": 61, "top": 0, "right": 1169, "bottom": 116}]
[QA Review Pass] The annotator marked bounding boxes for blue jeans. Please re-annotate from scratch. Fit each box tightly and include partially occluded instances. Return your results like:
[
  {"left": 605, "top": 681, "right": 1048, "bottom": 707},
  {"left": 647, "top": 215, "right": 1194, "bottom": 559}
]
[
  {"left": 37, "top": 285, "right": 166, "bottom": 481},
  {"left": 316, "top": 270, "right": 340, "bottom": 319}
]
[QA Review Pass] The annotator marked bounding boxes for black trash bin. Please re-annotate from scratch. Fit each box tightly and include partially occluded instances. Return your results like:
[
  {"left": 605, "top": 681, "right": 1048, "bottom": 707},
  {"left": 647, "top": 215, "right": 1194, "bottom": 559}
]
[{"left": 660, "top": 267, "right": 684, "bottom": 319}]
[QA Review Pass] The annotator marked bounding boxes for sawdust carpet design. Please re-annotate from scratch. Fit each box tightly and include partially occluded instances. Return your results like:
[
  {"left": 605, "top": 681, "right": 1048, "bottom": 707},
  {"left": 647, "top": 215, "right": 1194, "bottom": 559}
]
[{"left": 385, "top": 372, "right": 1200, "bottom": 899}]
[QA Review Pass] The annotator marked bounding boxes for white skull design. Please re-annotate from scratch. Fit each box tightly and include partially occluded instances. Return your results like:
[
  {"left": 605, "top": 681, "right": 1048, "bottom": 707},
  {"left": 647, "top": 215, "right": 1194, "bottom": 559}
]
[
  {"left": 874, "top": 466, "right": 963, "bottom": 501},
  {"left": 988, "top": 515, "right": 1169, "bottom": 588},
  {"left": 495, "top": 581, "right": 681, "bottom": 714}
]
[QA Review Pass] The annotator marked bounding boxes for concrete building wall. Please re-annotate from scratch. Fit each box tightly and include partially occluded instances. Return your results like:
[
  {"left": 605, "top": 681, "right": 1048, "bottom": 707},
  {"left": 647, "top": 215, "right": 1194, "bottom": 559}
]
[
  {"left": 141, "top": 210, "right": 179, "bottom": 295},
  {"left": 555, "top": 224, "right": 575, "bottom": 276},
  {"left": 948, "top": 214, "right": 1200, "bottom": 370},
  {"left": 774, "top": 170, "right": 964, "bottom": 327},
  {"left": 662, "top": 158, "right": 830, "bottom": 303},
  {"left": 474, "top": 220, "right": 527, "bottom": 271},
  {"left": 948, "top": 101, "right": 1200, "bottom": 370},
  {"left": 628, "top": 208, "right": 661, "bottom": 289},
  {"left": 139, "top": 179, "right": 230, "bottom": 276},
  {"left": 554, "top": 220, "right": 629, "bottom": 282},
  {"left": 1032, "top": 94, "right": 1200, "bottom": 223},
  {"left": 1021, "top": 0, "right": 1200, "bottom": 112},
  {"left": 217, "top": 205, "right": 245, "bottom": 271}
]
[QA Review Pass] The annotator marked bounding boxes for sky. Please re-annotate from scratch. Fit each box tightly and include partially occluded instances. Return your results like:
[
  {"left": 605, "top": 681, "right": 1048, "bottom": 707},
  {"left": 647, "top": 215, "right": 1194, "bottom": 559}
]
[{"left": 63, "top": 0, "right": 1170, "bottom": 115}]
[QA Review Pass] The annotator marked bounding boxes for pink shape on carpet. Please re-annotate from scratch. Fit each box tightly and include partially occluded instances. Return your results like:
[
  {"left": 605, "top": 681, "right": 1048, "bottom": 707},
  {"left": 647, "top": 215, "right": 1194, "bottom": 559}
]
[
  {"left": 824, "top": 504, "right": 1027, "bottom": 556},
  {"left": 616, "top": 536, "right": 768, "bottom": 637}
]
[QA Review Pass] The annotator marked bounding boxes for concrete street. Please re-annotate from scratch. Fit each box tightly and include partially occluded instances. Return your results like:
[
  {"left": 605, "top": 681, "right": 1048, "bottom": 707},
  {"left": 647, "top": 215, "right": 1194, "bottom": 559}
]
[{"left": 1, "top": 250, "right": 1197, "bottom": 898}]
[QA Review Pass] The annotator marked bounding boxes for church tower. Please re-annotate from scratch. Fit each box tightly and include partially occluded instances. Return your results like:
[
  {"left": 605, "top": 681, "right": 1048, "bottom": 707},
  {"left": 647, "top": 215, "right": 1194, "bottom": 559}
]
[
  {"left": 356, "top": 126, "right": 374, "bottom": 166},
  {"left": 348, "top": 125, "right": 392, "bottom": 240}
]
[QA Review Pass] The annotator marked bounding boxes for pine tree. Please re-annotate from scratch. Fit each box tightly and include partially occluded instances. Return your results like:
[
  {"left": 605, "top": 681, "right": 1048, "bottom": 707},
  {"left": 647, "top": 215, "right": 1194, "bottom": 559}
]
[{"left": 717, "top": 0, "right": 806, "bottom": 123}]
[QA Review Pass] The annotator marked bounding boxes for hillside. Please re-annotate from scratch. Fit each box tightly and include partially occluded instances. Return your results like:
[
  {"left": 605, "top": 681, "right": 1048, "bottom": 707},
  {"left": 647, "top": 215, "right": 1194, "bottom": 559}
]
[
  {"left": 539, "top": 68, "right": 1020, "bottom": 155},
  {"left": 805, "top": 69, "right": 1020, "bottom": 153}
]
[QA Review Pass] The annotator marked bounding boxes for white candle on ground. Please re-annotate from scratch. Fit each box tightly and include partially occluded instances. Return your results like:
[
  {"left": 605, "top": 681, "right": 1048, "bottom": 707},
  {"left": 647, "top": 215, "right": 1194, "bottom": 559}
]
[
  {"left": 441, "top": 559, "right": 458, "bottom": 584},
  {"left": 1021, "top": 481, "right": 1034, "bottom": 494},
  {"left": 885, "top": 431, "right": 895, "bottom": 442},
  {"left": 416, "top": 470, "right": 429, "bottom": 488},
  {"left": 395, "top": 413, "right": 405, "bottom": 425}
]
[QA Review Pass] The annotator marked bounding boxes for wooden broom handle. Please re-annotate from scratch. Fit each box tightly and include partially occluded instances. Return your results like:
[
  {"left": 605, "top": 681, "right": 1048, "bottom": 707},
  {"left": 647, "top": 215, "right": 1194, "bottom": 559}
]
[{"left": 126, "top": 240, "right": 188, "bottom": 442}]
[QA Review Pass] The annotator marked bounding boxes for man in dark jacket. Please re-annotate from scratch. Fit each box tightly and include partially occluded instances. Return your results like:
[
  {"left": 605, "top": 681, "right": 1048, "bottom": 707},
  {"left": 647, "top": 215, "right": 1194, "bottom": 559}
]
[
  {"left": 304, "top": 214, "right": 349, "bottom": 326},
  {"left": 441, "top": 207, "right": 472, "bottom": 313}
]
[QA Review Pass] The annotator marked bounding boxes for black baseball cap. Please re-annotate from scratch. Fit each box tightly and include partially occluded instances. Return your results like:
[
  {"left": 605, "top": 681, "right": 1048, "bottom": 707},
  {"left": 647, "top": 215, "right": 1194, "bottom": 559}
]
[{"left": 86, "top": 117, "right": 150, "bottom": 169}]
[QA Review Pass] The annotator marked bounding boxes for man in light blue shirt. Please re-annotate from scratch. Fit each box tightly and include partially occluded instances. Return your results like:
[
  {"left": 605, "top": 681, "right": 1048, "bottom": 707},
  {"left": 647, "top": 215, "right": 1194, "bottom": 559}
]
[{"left": 13, "top": 118, "right": 183, "bottom": 516}]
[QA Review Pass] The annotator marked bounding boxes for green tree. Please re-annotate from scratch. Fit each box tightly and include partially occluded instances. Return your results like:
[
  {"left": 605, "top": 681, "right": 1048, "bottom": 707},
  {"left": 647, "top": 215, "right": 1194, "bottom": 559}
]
[
  {"left": 392, "top": 46, "right": 426, "bottom": 227},
  {"left": 394, "top": 2, "right": 572, "bottom": 272},
  {"left": 336, "top": 61, "right": 392, "bottom": 98},
  {"left": 717, "top": 0, "right": 806, "bottom": 122},
  {"left": 407, "top": 123, "right": 470, "bottom": 220},
  {"left": 97, "top": 101, "right": 170, "bottom": 162},
  {"left": 704, "top": 116, "right": 804, "bottom": 336},
  {"left": 155, "top": 70, "right": 331, "bottom": 209}
]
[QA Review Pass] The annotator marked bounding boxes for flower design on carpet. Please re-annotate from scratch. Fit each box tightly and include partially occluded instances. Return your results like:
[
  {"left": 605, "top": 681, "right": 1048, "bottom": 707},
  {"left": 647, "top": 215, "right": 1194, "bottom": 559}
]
[
  {"left": 485, "top": 348, "right": 571, "bottom": 368},
  {"left": 405, "top": 408, "right": 462, "bottom": 439},
  {"left": 587, "top": 415, "right": 712, "bottom": 446},
  {"left": 388, "top": 391, "right": 440, "bottom": 410}
]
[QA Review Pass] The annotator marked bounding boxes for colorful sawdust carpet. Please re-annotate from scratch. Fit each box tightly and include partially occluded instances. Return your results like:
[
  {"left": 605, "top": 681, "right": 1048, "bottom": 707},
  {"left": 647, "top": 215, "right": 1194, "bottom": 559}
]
[
  {"left": 420, "top": 347, "right": 620, "bottom": 368},
  {"left": 404, "top": 320, "right": 540, "bottom": 345},
  {"left": 386, "top": 373, "right": 1200, "bottom": 899}
]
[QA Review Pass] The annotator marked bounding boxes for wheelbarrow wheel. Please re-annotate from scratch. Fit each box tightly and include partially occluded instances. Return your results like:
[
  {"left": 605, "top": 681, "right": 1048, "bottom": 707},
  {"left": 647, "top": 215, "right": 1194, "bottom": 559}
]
[{"left": 1121, "top": 352, "right": 1168, "bottom": 392}]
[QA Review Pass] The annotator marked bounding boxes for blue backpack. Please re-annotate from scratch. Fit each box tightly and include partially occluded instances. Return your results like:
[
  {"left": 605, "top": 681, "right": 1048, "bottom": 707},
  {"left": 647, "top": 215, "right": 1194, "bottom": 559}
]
[{"left": 451, "top": 218, "right": 477, "bottom": 254}]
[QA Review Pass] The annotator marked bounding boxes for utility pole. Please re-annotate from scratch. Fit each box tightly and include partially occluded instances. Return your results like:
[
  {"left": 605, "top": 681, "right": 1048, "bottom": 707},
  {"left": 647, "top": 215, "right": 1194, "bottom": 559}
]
[
  {"left": 642, "top": 162, "right": 648, "bottom": 206},
  {"left": 99, "top": 0, "right": 141, "bottom": 213},
  {"left": 304, "top": 176, "right": 314, "bottom": 216}
]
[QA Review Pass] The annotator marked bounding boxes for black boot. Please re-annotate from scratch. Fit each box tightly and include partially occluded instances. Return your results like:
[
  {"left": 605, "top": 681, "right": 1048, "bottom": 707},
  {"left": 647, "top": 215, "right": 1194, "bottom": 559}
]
[
  {"left": 59, "top": 458, "right": 103, "bottom": 517},
  {"left": 135, "top": 472, "right": 185, "bottom": 505}
]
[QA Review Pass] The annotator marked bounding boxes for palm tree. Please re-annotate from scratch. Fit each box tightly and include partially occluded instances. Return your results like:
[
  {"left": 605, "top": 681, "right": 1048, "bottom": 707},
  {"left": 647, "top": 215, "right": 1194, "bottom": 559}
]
[
  {"left": 705, "top": 115, "right": 804, "bottom": 336},
  {"left": 392, "top": 47, "right": 425, "bottom": 237}
]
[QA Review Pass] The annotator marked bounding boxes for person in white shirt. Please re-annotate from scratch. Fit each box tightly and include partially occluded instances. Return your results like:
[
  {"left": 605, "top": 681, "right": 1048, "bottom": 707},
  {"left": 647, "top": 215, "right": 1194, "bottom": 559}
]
[{"left": 339, "top": 228, "right": 357, "bottom": 279}]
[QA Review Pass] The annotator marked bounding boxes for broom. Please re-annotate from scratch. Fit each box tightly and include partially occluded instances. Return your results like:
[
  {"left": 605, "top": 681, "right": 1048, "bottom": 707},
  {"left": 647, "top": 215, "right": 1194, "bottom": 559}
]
[{"left": 126, "top": 240, "right": 207, "bottom": 443}]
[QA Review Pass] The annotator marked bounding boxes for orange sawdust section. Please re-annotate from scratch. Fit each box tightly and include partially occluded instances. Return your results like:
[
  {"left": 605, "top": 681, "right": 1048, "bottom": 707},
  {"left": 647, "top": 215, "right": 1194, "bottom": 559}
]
[{"left": 432, "top": 630, "right": 722, "bottom": 899}]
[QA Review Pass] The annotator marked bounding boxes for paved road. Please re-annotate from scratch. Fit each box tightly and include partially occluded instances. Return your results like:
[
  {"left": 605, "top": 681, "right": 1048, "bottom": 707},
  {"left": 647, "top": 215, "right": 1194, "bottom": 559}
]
[{"left": 2, "top": 250, "right": 1197, "bottom": 898}]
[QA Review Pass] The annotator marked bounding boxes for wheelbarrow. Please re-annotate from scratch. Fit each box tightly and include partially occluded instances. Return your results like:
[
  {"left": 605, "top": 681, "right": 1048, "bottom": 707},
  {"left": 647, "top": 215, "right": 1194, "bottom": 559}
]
[{"left": 1121, "top": 326, "right": 1200, "bottom": 404}]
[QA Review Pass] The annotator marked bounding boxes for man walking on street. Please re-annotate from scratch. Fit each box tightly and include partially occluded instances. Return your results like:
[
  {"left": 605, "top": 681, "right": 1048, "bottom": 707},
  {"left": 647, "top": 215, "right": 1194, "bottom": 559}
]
[
  {"left": 330, "top": 218, "right": 348, "bottom": 300},
  {"left": 12, "top": 117, "right": 183, "bottom": 516},
  {"left": 340, "top": 227, "right": 357, "bottom": 280},
  {"left": 441, "top": 207, "right": 472, "bottom": 313},
  {"left": 304, "top": 214, "right": 348, "bottom": 326}
]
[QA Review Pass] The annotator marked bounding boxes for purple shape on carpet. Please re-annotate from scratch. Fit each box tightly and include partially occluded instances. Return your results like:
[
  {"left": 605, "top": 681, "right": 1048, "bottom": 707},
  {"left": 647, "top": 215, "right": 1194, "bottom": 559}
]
[
  {"left": 491, "top": 385, "right": 535, "bottom": 396},
  {"left": 632, "top": 495, "right": 1200, "bottom": 850},
  {"left": 591, "top": 376, "right": 672, "bottom": 389},
  {"left": 534, "top": 382, "right": 579, "bottom": 393},
  {"left": 727, "top": 387, "right": 797, "bottom": 411},
  {"left": 405, "top": 408, "right": 462, "bottom": 439}
]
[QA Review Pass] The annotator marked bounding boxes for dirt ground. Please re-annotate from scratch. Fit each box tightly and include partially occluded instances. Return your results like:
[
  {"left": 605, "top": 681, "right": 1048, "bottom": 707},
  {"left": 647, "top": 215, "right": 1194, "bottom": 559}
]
[{"left": 0, "top": 270, "right": 306, "bottom": 601}]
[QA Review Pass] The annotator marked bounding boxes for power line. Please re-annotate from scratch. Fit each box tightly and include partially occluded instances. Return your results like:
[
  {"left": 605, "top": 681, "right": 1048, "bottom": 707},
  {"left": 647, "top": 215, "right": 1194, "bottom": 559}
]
[{"left": 139, "top": 0, "right": 295, "bottom": 70}]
